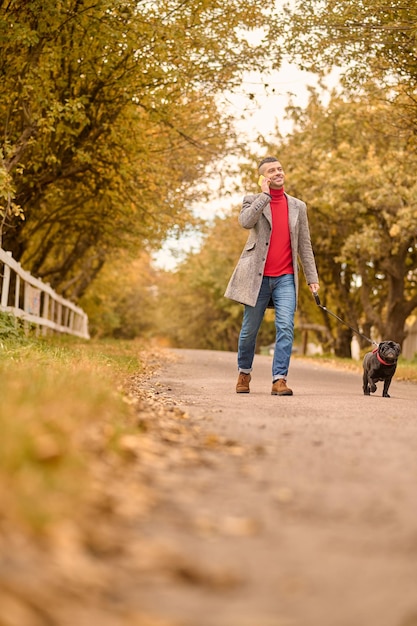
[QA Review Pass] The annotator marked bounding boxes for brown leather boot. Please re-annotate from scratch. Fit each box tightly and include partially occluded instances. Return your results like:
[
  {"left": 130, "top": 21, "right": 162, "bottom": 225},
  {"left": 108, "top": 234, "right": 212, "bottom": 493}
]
[
  {"left": 236, "top": 372, "right": 251, "bottom": 393},
  {"left": 271, "top": 378, "right": 293, "bottom": 396}
]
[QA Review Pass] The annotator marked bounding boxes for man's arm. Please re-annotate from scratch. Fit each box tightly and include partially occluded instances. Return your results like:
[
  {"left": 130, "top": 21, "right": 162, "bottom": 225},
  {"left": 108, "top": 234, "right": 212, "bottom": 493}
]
[
  {"left": 239, "top": 193, "right": 271, "bottom": 229},
  {"left": 298, "top": 203, "right": 320, "bottom": 291}
]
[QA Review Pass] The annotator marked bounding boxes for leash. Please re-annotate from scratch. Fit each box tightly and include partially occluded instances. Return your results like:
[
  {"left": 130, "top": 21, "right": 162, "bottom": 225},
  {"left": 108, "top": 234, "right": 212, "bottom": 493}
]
[{"left": 312, "top": 292, "right": 379, "bottom": 347}]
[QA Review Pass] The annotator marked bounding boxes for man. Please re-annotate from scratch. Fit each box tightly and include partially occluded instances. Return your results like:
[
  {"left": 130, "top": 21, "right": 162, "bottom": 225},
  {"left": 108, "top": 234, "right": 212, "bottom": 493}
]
[{"left": 225, "top": 156, "right": 319, "bottom": 396}]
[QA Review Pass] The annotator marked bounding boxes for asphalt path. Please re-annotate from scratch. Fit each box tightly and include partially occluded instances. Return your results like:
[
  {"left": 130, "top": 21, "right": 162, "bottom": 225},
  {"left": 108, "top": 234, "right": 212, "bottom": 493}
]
[
  {"left": 159, "top": 348, "right": 417, "bottom": 430},
  {"left": 143, "top": 349, "right": 417, "bottom": 626}
]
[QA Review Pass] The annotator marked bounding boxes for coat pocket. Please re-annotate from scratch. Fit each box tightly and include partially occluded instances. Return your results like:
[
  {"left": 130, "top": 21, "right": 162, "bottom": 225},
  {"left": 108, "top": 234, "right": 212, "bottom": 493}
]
[{"left": 241, "top": 241, "right": 256, "bottom": 258}]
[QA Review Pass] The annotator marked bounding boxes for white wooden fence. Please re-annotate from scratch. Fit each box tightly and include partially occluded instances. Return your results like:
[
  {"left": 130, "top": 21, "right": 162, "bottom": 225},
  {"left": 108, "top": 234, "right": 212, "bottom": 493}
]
[{"left": 0, "top": 248, "right": 89, "bottom": 339}]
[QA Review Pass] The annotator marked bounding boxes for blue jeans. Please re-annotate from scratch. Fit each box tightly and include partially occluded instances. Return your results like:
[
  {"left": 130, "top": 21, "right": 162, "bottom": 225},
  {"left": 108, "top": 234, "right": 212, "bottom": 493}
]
[{"left": 238, "top": 274, "right": 296, "bottom": 381}]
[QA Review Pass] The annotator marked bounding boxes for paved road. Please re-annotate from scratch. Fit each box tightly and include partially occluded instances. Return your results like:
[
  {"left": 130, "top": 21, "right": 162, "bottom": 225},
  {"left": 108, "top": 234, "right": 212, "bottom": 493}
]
[
  {"left": 159, "top": 348, "right": 417, "bottom": 431},
  {"left": 143, "top": 349, "right": 417, "bottom": 626}
]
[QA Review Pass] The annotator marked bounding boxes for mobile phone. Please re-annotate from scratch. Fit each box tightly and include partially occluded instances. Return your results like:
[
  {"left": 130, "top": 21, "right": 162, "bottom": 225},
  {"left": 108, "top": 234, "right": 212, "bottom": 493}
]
[{"left": 258, "top": 175, "right": 265, "bottom": 186}]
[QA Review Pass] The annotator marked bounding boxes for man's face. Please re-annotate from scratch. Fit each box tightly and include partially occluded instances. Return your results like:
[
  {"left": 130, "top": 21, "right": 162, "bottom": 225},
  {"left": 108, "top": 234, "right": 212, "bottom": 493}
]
[{"left": 260, "top": 161, "right": 285, "bottom": 189}]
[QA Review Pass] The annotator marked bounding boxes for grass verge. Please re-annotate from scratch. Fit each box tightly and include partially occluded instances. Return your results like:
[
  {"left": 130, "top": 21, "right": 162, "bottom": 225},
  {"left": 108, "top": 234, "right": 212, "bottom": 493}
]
[{"left": 0, "top": 329, "right": 143, "bottom": 534}]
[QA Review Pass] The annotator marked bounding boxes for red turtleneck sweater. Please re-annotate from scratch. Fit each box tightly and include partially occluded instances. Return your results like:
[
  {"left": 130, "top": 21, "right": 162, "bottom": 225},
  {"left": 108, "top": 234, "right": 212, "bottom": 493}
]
[{"left": 263, "top": 187, "right": 294, "bottom": 277}]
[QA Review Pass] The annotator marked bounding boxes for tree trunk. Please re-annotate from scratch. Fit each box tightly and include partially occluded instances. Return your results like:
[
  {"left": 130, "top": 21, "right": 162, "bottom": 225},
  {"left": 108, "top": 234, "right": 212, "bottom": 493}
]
[{"left": 334, "top": 326, "right": 352, "bottom": 358}]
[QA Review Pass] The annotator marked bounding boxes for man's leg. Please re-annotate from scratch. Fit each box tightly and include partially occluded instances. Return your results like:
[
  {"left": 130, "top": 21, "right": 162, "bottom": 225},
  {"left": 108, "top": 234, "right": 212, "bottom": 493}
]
[
  {"left": 270, "top": 274, "right": 296, "bottom": 395},
  {"left": 236, "top": 277, "right": 270, "bottom": 392}
]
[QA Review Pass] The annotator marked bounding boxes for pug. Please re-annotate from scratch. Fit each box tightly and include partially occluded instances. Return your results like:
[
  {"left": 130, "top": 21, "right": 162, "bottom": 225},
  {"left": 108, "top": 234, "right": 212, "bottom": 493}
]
[{"left": 363, "top": 341, "right": 401, "bottom": 398}]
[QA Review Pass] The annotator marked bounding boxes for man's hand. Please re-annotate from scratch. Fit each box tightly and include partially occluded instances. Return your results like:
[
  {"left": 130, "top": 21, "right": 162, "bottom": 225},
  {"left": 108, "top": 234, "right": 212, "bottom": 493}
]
[
  {"left": 260, "top": 177, "right": 271, "bottom": 194},
  {"left": 309, "top": 283, "right": 320, "bottom": 294}
]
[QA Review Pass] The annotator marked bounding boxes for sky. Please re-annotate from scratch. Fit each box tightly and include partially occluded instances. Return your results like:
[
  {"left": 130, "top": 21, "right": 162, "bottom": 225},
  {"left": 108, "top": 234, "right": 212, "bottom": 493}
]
[
  {"left": 152, "top": 59, "right": 339, "bottom": 270},
  {"left": 226, "top": 61, "right": 321, "bottom": 139}
]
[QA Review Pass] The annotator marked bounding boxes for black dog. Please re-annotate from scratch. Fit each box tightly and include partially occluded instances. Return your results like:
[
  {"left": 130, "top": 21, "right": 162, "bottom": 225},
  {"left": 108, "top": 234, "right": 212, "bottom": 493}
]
[{"left": 363, "top": 341, "right": 401, "bottom": 398}]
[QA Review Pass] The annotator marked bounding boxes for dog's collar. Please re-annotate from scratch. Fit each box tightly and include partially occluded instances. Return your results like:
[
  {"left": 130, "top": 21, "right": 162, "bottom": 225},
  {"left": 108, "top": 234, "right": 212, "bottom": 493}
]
[{"left": 373, "top": 347, "right": 396, "bottom": 366}]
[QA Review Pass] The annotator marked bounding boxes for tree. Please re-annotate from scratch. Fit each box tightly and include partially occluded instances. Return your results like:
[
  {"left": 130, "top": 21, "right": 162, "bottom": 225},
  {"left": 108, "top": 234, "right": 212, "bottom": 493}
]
[
  {"left": 278, "top": 0, "right": 417, "bottom": 89},
  {"left": 0, "top": 0, "right": 278, "bottom": 298},
  {"left": 80, "top": 249, "right": 159, "bottom": 339},
  {"left": 259, "top": 0, "right": 417, "bottom": 353},
  {"left": 259, "top": 88, "right": 417, "bottom": 353}
]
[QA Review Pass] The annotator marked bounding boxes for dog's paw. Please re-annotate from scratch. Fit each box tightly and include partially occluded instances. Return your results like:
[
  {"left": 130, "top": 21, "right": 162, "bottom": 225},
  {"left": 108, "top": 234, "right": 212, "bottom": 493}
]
[{"left": 383, "top": 392, "right": 391, "bottom": 398}]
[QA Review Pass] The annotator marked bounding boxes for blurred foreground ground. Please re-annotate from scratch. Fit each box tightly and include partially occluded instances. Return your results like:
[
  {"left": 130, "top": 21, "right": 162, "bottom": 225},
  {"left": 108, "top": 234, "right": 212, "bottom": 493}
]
[{"left": 2, "top": 347, "right": 417, "bottom": 626}]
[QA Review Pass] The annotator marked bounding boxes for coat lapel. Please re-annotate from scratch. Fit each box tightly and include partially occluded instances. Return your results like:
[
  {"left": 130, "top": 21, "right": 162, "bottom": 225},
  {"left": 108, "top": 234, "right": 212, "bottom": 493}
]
[
  {"left": 263, "top": 200, "right": 272, "bottom": 227},
  {"left": 286, "top": 194, "right": 299, "bottom": 233}
]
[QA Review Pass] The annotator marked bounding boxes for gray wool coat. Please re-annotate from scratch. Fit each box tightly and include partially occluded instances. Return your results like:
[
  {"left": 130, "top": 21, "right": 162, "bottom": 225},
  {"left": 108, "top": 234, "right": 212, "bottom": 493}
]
[{"left": 224, "top": 191, "right": 319, "bottom": 308}]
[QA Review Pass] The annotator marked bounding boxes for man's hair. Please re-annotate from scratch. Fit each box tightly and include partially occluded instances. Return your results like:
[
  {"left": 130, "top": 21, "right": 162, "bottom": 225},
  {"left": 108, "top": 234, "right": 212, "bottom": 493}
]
[{"left": 258, "top": 156, "right": 279, "bottom": 171}]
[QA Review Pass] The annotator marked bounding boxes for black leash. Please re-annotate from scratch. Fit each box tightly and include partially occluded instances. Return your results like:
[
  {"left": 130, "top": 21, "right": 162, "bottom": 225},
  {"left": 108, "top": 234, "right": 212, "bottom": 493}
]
[{"left": 312, "top": 292, "right": 378, "bottom": 347}]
